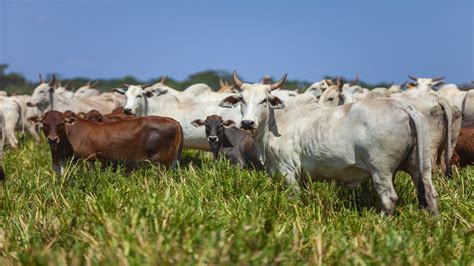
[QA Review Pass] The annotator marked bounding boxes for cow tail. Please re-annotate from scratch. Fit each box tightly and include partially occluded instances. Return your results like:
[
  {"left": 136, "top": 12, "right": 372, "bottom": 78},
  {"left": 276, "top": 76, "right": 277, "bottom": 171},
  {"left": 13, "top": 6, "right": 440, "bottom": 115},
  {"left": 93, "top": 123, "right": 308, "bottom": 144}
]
[
  {"left": 12, "top": 99, "right": 26, "bottom": 144},
  {"left": 172, "top": 121, "right": 184, "bottom": 169},
  {"left": 437, "top": 97, "right": 453, "bottom": 178},
  {"left": 400, "top": 104, "right": 433, "bottom": 204}
]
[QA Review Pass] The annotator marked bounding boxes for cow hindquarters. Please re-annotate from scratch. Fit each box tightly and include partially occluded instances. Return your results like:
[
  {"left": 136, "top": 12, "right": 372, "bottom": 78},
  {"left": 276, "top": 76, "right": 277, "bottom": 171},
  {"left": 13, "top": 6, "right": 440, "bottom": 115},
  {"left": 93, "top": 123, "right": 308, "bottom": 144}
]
[{"left": 400, "top": 105, "right": 439, "bottom": 215}]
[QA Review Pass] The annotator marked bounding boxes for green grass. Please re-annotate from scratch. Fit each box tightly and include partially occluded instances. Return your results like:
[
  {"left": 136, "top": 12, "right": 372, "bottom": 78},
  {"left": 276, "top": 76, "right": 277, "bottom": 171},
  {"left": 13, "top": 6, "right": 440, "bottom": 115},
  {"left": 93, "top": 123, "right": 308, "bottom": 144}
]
[{"left": 0, "top": 138, "right": 472, "bottom": 265}]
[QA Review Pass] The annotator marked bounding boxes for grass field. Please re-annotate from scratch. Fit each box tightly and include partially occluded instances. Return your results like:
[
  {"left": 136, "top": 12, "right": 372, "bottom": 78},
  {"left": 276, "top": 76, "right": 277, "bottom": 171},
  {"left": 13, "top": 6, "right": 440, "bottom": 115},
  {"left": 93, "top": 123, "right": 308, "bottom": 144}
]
[{"left": 0, "top": 138, "right": 472, "bottom": 265}]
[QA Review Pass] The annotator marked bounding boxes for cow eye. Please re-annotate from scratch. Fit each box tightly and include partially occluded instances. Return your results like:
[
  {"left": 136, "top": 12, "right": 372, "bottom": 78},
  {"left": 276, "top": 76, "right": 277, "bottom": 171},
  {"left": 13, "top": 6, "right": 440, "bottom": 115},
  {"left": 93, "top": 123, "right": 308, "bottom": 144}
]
[
  {"left": 329, "top": 97, "right": 335, "bottom": 101},
  {"left": 39, "top": 91, "right": 44, "bottom": 94},
  {"left": 260, "top": 99, "right": 267, "bottom": 104},
  {"left": 136, "top": 95, "right": 142, "bottom": 98}
]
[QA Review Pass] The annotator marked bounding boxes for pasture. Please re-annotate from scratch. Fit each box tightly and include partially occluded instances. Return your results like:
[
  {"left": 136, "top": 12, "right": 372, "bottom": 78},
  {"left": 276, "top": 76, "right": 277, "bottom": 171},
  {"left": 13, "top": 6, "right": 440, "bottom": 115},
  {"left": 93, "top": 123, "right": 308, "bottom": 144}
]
[{"left": 0, "top": 137, "right": 472, "bottom": 265}]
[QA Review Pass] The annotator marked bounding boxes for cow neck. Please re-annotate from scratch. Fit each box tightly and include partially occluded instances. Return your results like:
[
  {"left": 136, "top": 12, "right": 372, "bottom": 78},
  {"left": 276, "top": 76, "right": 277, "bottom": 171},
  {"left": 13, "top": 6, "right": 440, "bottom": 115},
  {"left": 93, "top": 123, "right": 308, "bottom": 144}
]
[
  {"left": 49, "top": 89, "right": 54, "bottom": 111},
  {"left": 142, "top": 95, "right": 149, "bottom": 116},
  {"left": 49, "top": 137, "right": 74, "bottom": 173},
  {"left": 254, "top": 105, "right": 279, "bottom": 164}
]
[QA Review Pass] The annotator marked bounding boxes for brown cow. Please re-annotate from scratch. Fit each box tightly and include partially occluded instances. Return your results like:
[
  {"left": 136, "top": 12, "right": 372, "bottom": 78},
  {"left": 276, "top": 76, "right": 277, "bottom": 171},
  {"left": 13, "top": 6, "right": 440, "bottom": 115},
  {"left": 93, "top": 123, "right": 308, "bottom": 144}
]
[
  {"left": 451, "top": 127, "right": 474, "bottom": 167},
  {"left": 28, "top": 110, "right": 183, "bottom": 175}
]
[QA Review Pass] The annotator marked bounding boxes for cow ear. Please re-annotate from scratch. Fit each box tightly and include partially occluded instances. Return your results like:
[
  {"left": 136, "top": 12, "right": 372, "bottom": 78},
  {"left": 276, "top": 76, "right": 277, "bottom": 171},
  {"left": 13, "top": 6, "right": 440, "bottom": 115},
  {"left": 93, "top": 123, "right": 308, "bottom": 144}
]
[
  {"left": 268, "top": 95, "right": 285, "bottom": 109},
  {"left": 153, "top": 88, "right": 168, "bottom": 96},
  {"left": 27, "top": 116, "right": 42, "bottom": 124},
  {"left": 191, "top": 119, "right": 206, "bottom": 127},
  {"left": 113, "top": 88, "right": 126, "bottom": 94},
  {"left": 223, "top": 120, "right": 235, "bottom": 128},
  {"left": 144, "top": 91, "right": 154, "bottom": 98},
  {"left": 219, "top": 95, "right": 242, "bottom": 108},
  {"left": 76, "top": 112, "right": 86, "bottom": 119},
  {"left": 407, "top": 83, "right": 416, "bottom": 89},
  {"left": 65, "top": 116, "right": 78, "bottom": 125}
]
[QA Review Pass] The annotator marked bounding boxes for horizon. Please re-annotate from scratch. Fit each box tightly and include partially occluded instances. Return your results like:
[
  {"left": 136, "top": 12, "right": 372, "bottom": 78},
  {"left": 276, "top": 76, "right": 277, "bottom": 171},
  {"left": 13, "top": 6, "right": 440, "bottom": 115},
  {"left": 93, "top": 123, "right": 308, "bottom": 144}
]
[{"left": 1, "top": 0, "right": 472, "bottom": 84}]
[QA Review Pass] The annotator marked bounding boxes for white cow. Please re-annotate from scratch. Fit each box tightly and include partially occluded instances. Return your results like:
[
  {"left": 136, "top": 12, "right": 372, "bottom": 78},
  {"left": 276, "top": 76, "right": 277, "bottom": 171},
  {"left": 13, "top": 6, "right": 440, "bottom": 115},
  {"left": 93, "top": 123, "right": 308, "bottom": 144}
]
[
  {"left": 320, "top": 84, "right": 461, "bottom": 177},
  {"left": 436, "top": 84, "right": 474, "bottom": 127},
  {"left": 116, "top": 85, "right": 243, "bottom": 150},
  {"left": 27, "top": 76, "right": 115, "bottom": 114},
  {"left": 74, "top": 81, "right": 101, "bottom": 99},
  {"left": 10, "top": 95, "right": 41, "bottom": 141},
  {"left": 0, "top": 96, "right": 22, "bottom": 148},
  {"left": 408, "top": 75, "right": 445, "bottom": 92},
  {"left": 219, "top": 72, "right": 438, "bottom": 215}
]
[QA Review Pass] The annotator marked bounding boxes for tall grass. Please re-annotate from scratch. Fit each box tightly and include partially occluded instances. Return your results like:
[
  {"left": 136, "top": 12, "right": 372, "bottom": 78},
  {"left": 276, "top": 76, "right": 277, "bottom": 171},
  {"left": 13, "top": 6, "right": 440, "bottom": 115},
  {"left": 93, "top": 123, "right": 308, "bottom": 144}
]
[{"left": 0, "top": 138, "right": 472, "bottom": 264}]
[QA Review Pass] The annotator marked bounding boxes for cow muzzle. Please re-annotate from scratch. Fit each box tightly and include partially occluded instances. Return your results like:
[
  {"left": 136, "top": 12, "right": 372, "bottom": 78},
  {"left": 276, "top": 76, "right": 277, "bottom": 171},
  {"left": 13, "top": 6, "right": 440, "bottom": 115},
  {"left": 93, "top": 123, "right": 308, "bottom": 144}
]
[
  {"left": 48, "top": 137, "right": 60, "bottom": 145},
  {"left": 208, "top": 136, "right": 219, "bottom": 142},
  {"left": 123, "top": 108, "right": 133, "bottom": 115},
  {"left": 240, "top": 120, "right": 255, "bottom": 130}
]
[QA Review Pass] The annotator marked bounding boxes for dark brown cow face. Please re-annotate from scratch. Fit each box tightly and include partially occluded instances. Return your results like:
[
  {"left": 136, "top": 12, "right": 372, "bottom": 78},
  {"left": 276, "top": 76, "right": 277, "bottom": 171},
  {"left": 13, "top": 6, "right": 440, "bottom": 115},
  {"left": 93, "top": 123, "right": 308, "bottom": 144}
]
[
  {"left": 191, "top": 115, "right": 235, "bottom": 150},
  {"left": 28, "top": 111, "right": 74, "bottom": 145}
]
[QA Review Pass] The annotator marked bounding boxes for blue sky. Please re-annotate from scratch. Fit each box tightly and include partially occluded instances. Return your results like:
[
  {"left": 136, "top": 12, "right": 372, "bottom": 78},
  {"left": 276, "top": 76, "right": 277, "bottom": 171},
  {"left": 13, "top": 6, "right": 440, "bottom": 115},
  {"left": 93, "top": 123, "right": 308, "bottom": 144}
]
[{"left": 0, "top": 0, "right": 472, "bottom": 84}]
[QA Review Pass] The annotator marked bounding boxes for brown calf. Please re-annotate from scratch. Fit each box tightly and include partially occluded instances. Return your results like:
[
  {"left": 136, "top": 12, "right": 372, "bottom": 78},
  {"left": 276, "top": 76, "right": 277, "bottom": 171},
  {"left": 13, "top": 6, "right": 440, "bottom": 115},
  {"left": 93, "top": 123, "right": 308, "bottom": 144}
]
[
  {"left": 451, "top": 127, "right": 474, "bottom": 167},
  {"left": 76, "top": 109, "right": 135, "bottom": 123},
  {"left": 29, "top": 110, "right": 183, "bottom": 175}
]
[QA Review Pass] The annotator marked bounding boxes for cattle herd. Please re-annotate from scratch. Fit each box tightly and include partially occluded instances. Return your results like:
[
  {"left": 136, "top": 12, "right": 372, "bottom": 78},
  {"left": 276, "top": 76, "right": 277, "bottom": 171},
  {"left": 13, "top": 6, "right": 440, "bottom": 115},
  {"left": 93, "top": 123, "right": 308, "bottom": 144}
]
[{"left": 0, "top": 72, "right": 473, "bottom": 216}]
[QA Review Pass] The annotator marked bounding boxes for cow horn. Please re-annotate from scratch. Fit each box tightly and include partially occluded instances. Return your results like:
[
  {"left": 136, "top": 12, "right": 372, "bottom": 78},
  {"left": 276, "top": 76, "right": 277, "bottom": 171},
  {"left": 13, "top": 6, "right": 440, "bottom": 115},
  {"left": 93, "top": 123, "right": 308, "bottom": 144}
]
[
  {"left": 39, "top": 74, "right": 44, "bottom": 83},
  {"left": 350, "top": 74, "right": 359, "bottom": 86},
  {"left": 232, "top": 71, "right": 244, "bottom": 88},
  {"left": 86, "top": 80, "right": 91, "bottom": 86},
  {"left": 49, "top": 74, "right": 57, "bottom": 87},
  {"left": 140, "top": 84, "right": 150, "bottom": 88},
  {"left": 219, "top": 78, "right": 224, "bottom": 87},
  {"left": 400, "top": 81, "right": 408, "bottom": 88},
  {"left": 123, "top": 84, "right": 131, "bottom": 88},
  {"left": 326, "top": 79, "right": 334, "bottom": 86},
  {"left": 269, "top": 73, "right": 288, "bottom": 91},
  {"left": 432, "top": 76, "right": 445, "bottom": 82},
  {"left": 408, "top": 75, "right": 418, "bottom": 81},
  {"left": 90, "top": 81, "right": 99, "bottom": 88},
  {"left": 160, "top": 76, "right": 167, "bottom": 84},
  {"left": 336, "top": 77, "right": 344, "bottom": 90}
]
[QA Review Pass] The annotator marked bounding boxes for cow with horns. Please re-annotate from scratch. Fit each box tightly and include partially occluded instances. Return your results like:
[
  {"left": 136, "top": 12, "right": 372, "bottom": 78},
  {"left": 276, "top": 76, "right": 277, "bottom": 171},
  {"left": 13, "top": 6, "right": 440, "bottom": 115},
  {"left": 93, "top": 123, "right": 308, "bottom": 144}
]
[{"left": 218, "top": 71, "right": 438, "bottom": 216}]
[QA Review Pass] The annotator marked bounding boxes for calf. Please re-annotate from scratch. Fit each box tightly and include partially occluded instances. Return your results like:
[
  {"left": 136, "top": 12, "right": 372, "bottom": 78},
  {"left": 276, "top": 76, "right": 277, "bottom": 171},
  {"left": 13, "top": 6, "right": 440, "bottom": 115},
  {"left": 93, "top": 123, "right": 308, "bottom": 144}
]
[
  {"left": 28, "top": 111, "right": 183, "bottom": 175},
  {"left": 76, "top": 109, "right": 135, "bottom": 122},
  {"left": 191, "top": 115, "right": 263, "bottom": 170},
  {"left": 451, "top": 127, "right": 474, "bottom": 167}
]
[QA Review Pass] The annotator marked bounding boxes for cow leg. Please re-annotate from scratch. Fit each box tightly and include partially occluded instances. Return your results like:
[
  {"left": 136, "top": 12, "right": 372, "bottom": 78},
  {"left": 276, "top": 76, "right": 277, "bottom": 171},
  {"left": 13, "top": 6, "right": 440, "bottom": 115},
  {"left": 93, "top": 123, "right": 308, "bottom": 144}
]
[
  {"left": 371, "top": 171, "right": 398, "bottom": 216},
  {"left": 407, "top": 170, "right": 439, "bottom": 215},
  {"left": 5, "top": 124, "right": 18, "bottom": 149},
  {"left": 27, "top": 124, "right": 40, "bottom": 142}
]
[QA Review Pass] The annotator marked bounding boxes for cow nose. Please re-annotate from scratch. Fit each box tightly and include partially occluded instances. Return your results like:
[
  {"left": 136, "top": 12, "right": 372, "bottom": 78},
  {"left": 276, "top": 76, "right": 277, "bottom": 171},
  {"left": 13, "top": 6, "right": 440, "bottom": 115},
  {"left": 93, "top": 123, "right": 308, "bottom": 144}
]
[
  {"left": 48, "top": 137, "right": 59, "bottom": 144},
  {"left": 241, "top": 120, "right": 255, "bottom": 129},
  {"left": 123, "top": 108, "right": 132, "bottom": 114},
  {"left": 208, "top": 136, "right": 219, "bottom": 142}
]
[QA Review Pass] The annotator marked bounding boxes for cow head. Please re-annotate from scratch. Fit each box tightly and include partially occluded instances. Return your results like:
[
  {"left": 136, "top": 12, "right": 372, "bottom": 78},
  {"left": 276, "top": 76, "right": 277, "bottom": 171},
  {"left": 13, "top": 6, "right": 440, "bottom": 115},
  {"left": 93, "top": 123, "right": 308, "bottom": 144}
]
[
  {"left": 408, "top": 75, "right": 445, "bottom": 91},
  {"left": 84, "top": 109, "right": 103, "bottom": 122},
  {"left": 219, "top": 71, "right": 286, "bottom": 131},
  {"left": 191, "top": 115, "right": 235, "bottom": 151},
  {"left": 74, "top": 81, "right": 100, "bottom": 98},
  {"left": 27, "top": 74, "right": 57, "bottom": 111},
  {"left": 28, "top": 110, "right": 76, "bottom": 145},
  {"left": 305, "top": 79, "right": 333, "bottom": 98},
  {"left": 319, "top": 80, "right": 346, "bottom": 107},
  {"left": 114, "top": 85, "right": 153, "bottom": 116}
]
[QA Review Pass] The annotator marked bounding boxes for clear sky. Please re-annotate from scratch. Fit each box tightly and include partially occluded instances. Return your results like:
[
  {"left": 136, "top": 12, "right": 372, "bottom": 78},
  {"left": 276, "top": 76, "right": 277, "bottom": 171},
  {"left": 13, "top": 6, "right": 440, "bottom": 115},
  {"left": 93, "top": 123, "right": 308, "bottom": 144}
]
[{"left": 0, "top": 0, "right": 472, "bottom": 84}]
